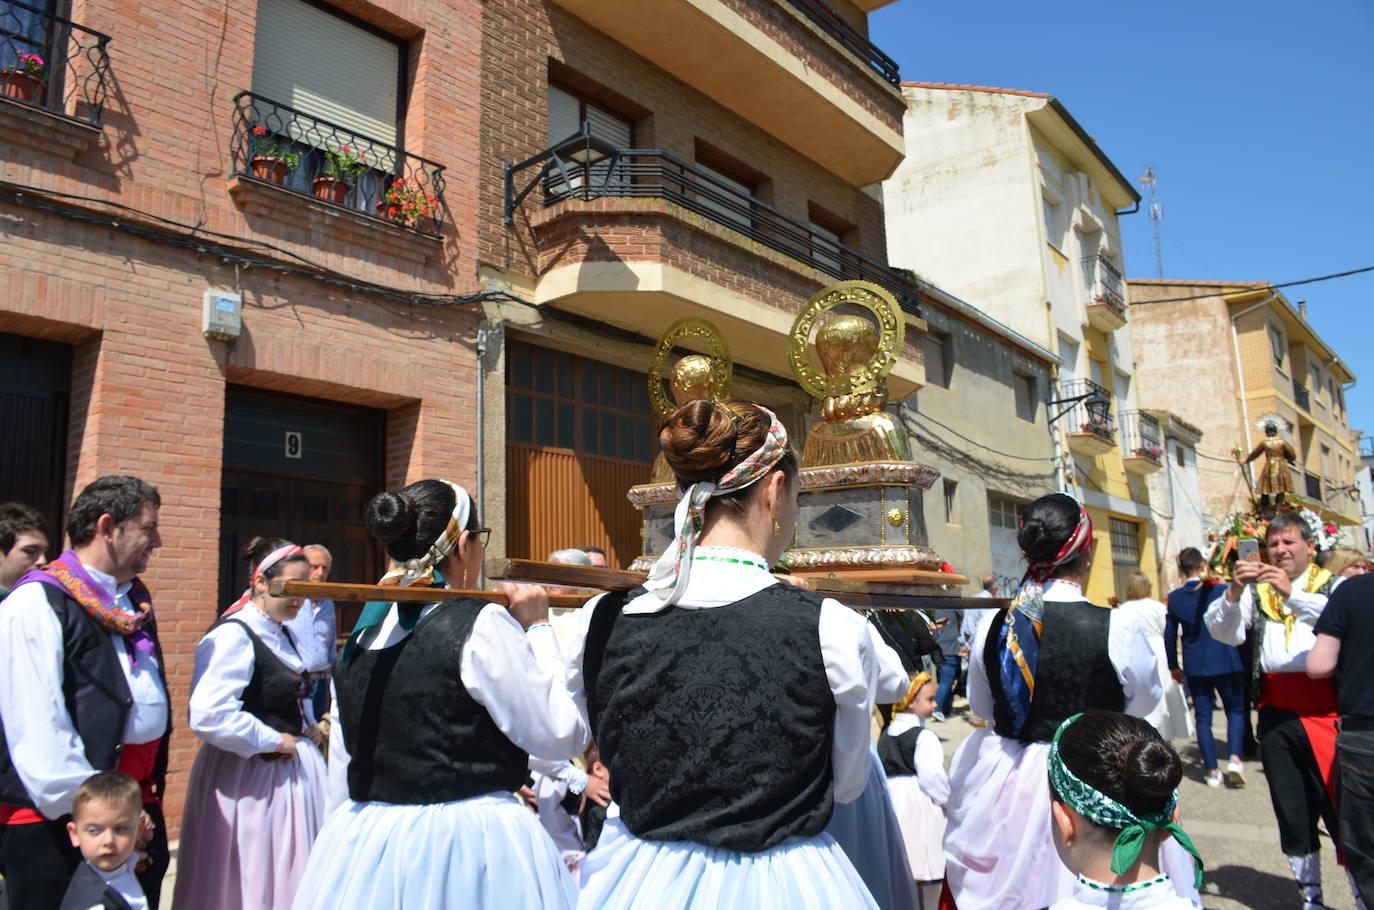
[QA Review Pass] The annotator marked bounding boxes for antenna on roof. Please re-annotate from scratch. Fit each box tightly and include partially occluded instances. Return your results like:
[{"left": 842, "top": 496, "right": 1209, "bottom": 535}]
[{"left": 1139, "top": 166, "right": 1163, "bottom": 279}]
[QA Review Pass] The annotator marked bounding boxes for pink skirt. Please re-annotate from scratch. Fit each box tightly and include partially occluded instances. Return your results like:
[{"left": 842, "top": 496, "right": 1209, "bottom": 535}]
[{"left": 172, "top": 739, "right": 326, "bottom": 910}]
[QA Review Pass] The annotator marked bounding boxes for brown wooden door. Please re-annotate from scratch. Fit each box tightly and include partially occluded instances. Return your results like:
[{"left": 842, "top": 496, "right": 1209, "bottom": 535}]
[{"left": 505, "top": 340, "right": 652, "bottom": 569}]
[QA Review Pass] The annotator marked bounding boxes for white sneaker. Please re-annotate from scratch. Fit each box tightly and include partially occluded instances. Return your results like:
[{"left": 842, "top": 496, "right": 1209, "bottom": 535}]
[
  {"left": 931, "top": 711, "right": 946, "bottom": 723},
  {"left": 1226, "top": 759, "right": 1246, "bottom": 788},
  {"left": 1205, "top": 770, "right": 1223, "bottom": 788}
]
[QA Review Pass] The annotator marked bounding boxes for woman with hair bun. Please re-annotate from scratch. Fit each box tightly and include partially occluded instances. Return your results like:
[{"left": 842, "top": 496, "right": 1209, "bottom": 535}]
[
  {"left": 941, "top": 493, "right": 1195, "bottom": 909},
  {"left": 1047, "top": 711, "right": 1203, "bottom": 909},
  {"left": 293, "top": 480, "right": 588, "bottom": 910},
  {"left": 174, "top": 536, "right": 324, "bottom": 910},
  {"left": 570, "top": 399, "right": 897, "bottom": 909}
]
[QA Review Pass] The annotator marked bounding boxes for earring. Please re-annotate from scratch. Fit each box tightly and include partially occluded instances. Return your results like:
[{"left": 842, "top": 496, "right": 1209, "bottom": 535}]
[{"left": 774, "top": 520, "right": 782, "bottom": 537}]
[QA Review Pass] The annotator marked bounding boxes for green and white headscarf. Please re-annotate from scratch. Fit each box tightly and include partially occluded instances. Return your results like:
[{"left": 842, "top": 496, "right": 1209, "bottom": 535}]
[{"left": 1047, "top": 713, "right": 1204, "bottom": 888}]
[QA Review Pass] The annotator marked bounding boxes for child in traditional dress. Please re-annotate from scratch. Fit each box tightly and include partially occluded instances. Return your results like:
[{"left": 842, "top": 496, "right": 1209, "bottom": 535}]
[
  {"left": 1047, "top": 711, "right": 1204, "bottom": 909},
  {"left": 60, "top": 771, "right": 146, "bottom": 910},
  {"left": 172, "top": 538, "right": 325, "bottom": 910},
  {"left": 880, "top": 672, "right": 948, "bottom": 910}
]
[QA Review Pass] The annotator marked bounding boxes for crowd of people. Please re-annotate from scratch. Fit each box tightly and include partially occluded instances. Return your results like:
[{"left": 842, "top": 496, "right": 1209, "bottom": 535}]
[{"left": 0, "top": 397, "right": 1371, "bottom": 909}]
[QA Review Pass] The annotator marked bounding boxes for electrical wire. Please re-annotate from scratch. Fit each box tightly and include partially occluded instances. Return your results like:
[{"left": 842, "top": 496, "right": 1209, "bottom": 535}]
[
  {"left": 897, "top": 403, "right": 1060, "bottom": 463},
  {"left": 0, "top": 178, "right": 538, "bottom": 311},
  {"left": 1129, "top": 266, "right": 1374, "bottom": 305}
]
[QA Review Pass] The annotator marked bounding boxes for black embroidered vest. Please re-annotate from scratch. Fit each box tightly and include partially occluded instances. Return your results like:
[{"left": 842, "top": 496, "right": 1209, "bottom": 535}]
[
  {"left": 983, "top": 600, "right": 1125, "bottom": 744},
  {"left": 585, "top": 584, "right": 835, "bottom": 853},
  {"left": 334, "top": 598, "right": 528, "bottom": 804},
  {"left": 214, "top": 617, "right": 309, "bottom": 735},
  {"left": 878, "top": 726, "right": 919, "bottom": 779},
  {"left": 0, "top": 584, "right": 171, "bottom": 809}
]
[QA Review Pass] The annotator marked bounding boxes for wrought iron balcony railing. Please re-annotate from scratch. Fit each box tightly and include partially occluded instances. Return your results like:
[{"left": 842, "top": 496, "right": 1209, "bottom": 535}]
[
  {"left": 1083, "top": 252, "right": 1125, "bottom": 311},
  {"left": 230, "top": 91, "right": 447, "bottom": 236},
  {"left": 1305, "top": 471, "right": 1322, "bottom": 502},
  {"left": 505, "top": 128, "right": 923, "bottom": 315},
  {"left": 0, "top": 0, "right": 110, "bottom": 127},
  {"left": 1119, "top": 410, "right": 1162, "bottom": 462},
  {"left": 1293, "top": 383, "right": 1310, "bottom": 412},
  {"left": 782, "top": 0, "right": 900, "bottom": 86},
  {"left": 1057, "top": 377, "right": 1114, "bottom": 440}
]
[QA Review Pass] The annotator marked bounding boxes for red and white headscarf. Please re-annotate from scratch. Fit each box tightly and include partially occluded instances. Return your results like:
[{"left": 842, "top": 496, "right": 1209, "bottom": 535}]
[
  {"left": 631, "top": 403, "right": 788, "bottom": 614},
  {"left": 223, "top": 543, "right": 304, "bottom": 616}
]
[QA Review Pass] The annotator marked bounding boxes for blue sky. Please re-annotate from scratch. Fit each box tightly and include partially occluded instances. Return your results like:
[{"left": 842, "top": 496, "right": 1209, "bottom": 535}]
[{"left": 872, "top": 0, "right": 1374, "bottom": 439}]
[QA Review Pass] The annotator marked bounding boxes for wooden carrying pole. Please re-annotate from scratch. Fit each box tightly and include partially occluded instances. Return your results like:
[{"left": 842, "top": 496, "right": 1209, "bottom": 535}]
[{"left": 271, "top": 559, "right": 1010, "bottom": 611}]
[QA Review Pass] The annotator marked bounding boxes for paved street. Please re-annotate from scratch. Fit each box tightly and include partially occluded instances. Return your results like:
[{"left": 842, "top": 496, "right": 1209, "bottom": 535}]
[{"left": 933, "top": 698, "right": 1359, "bottom": 910}]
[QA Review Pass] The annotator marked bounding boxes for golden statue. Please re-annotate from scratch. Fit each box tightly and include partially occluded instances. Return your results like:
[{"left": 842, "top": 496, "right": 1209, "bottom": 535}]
[
  {"left": 789, "top": 281, "right": 911, "bottom": 467},
  {"left": 1242, "top": 420, "right": 1297, "bottom": 509},
  {"left": 648, "top": 319, "right": 732, "bottom": 482}
]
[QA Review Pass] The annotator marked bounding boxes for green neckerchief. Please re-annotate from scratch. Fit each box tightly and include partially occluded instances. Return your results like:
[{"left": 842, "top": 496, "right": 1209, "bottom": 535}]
[
  {"left": 341, "top": 568, "right": 447, "bottom": 661},
  {"left": 1047, "top": 713, "right": 1204, "bottom": 888}
]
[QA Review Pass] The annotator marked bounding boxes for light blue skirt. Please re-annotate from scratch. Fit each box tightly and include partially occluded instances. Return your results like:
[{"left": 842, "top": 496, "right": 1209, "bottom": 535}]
[
  {"left": 291, "top": 792, "right": 576, "bottom": 910},
  {"left": 825, "top": 747, "right": 922, "bottom": 910},
  {"left": 577, "top": 813, "right": 878, "bottom": 909}
]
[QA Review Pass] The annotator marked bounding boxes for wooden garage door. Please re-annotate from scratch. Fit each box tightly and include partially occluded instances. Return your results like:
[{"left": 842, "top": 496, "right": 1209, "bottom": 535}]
[{"left": 505, "top": 340, "right": 652, "bottom": 569}]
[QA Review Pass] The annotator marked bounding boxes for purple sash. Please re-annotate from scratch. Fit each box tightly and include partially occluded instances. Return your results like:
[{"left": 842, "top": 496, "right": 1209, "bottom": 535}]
[{"left": 13, "top": 551, "right": 157, "bottom": 664}]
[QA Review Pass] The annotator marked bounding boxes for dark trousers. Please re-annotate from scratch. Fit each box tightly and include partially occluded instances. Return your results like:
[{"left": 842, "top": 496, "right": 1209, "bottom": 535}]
[
  {"left": 933, "top": 652, "right": 960, "bottom": 716},
  {"left": 1337, "top": 726, "right": 1374, "bottom": 903},
  {"left": 0, "top": 801, "right": 168, "bottom": 910},
  {"left": 1185, "top": 671, "right": 1247, "bottom": 770},
  {"left": 1258, "top": 706, "right": 1339, "bottom": 856}
]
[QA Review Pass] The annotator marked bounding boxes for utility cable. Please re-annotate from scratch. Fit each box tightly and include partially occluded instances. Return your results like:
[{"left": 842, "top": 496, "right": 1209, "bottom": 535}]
[{"left": 1130, "top": 266, "right": 1374, "bottom": 305}]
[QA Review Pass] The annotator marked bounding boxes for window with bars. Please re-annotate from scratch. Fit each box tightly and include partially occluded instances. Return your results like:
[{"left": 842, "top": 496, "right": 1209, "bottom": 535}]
[
  {"left": 1109, "top": 517, "right": 1139, "bottom": 564},
  {"left": 506, "top": 340, "right": 651, "bottom": 463}
]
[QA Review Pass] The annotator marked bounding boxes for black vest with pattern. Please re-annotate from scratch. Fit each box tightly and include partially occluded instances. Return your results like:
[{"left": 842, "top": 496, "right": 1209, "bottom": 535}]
[
  {"left": 983, "top": 599, "right": 1124, "bottom": 744},
  {"left": 214, "top": 617, "right": 309, "bottom": 735},
  {"left": 334, "top": 598, "right": 528, "bottom": 804},
  {"left": 585, "top": 584, "right": 835, "bottom": 853}
]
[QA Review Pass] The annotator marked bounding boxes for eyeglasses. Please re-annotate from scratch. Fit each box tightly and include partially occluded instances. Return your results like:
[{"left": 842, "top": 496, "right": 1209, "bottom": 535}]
[{"left": 471, "top": 527, "right": 491, "bottom": 547}]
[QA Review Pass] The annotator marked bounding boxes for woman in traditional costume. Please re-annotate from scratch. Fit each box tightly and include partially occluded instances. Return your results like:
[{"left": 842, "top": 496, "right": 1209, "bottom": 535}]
[
  {"left": 173, "top": 537, "right": 326, "bottom": 910},
  {"left": 292, "top": 480, "right": 586, "bottom": 910},
  {"left": 1046, "top": 711, "right": 1204, "bottom": 909},
  {"left": 880, "top": 672, "right": 949, "bottom": 910},
  {"left": 571, "top": 399, "right": 886, "bottom": 909},
  {"left": 942, "top": 493, "right": 1198, "bottom": 909}
]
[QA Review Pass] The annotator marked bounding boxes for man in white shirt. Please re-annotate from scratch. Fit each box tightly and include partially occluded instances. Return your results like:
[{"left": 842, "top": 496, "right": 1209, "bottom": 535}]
[
  {"left": 1205, "top": 513, "right": 1339, "bottom": 910},
  {"left": 287, "top": 543, "right": 338, "bottom": 719},
  {"left": 0, "top": 476, "right": 171, "bottom": 908}
]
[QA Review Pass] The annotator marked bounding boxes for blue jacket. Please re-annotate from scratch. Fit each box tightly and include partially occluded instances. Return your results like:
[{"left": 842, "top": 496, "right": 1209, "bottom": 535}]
[{"left": 1165, "top": 579, "right": 1244, "bottom": 678}]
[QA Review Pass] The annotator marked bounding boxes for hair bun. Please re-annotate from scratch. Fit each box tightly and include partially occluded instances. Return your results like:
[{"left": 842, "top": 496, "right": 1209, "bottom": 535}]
[
  {"left": 366, "top": 490, "right": 417, "bottom": 545},
  {"left": 659, "top": 399, "right": 738, "bottom": 484},
  {"left": 1122, "top": 739, "right": 1182, "bottom": 803}
]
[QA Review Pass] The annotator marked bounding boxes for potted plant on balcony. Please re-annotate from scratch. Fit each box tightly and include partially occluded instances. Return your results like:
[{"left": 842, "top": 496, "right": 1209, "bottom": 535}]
[
  {"left": 379, "top": 177, "right": 439, "bottom": 229},
  {"left": 1081, "top": 417, "right": 1115, "bottom": 442},
  {"left": 314, "top": 144, "right": 367, "bottom": 204},
  {"left": 247, "top": 127, "right": 300, "bottom": 184},
  {"left": 1, "top": 52, "right": 46, "bottom": 103},
  {"left": 1132, "top": 445, "right": 1164, "bottom": 463}
]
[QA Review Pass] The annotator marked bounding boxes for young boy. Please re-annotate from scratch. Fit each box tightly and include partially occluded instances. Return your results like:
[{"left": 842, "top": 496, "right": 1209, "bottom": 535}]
[{"left": 60, "top": 771, "right": 147, "bottom": 910}]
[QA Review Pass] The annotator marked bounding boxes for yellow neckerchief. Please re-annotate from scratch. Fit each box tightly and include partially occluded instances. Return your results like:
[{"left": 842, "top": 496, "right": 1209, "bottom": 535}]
[{"left": 1256, "top": 562, "right": 1332, "bottom": 648}]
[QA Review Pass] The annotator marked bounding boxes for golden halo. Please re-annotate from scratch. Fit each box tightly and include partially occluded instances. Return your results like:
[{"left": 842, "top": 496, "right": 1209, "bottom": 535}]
[
  {"left": 788, "top": 281, "right": 904, "bottom": 399},
  {"left": 648, "top": 318, "right": 733, "bottom": 417}
]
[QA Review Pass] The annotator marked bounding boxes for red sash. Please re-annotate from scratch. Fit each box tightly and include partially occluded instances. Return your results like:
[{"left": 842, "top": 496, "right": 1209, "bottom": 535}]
[
  {"left": 1261, "top": 672, "right": 1339, "bottom": 802},
  {"left": 0, "top": 740, "right": 162, "bottom": 825}
]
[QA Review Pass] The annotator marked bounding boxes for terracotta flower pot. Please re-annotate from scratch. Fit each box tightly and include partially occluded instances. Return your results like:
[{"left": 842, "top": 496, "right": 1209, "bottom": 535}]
[
  {"left": 312, "top": 177, "right": 349, "bottom": 204},
  {"left": 250, "top": 156, "right": 289, "bottom": 184},
  {"left": 1, "top": 71, "right": 43, "bottom": 104}
]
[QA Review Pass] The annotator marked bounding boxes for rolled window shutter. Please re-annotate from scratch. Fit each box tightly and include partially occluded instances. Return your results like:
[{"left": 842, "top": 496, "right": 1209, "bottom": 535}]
[
  {"left": 253, "top": 0, "right": 400, "bottom": 155},
  {"left": 547, "top": 86, "right": 581, "bottom": 144}
]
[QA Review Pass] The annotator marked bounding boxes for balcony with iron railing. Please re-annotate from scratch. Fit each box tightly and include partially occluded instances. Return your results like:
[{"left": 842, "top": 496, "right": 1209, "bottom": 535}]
[
  {"left": 1293, "top": 383, "right": 1311, "bottom": 412},
  {"left": 1057, "top": 378, "right": 1116, "bottom": 457},
  {"left": 0, "top": 0, "right": 109, "bottom": 152},
  {"left": 543, "top": 0, "right": 904, "bottom": 186},
  {"left": 1120, "top": 410, "right": 1163, "bottom": 475},
  {"left": 229, "top": 92, "right": 448, "bottom": 241},
  {"left": 782, "top": 0, "right": 900, "bottom": 85},
  {"left": 505, "top": 128, "right": 923, "bottom": 315},
  {"left": 1305, "top": 471, "right": 1322, "bottom": 502},
  {"left": 1084, "top": 253, "right": 1127, "bottom": 333}
]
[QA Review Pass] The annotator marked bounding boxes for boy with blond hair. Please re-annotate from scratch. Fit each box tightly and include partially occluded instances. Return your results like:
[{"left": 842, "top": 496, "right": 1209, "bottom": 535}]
[{"left": 60, "top": 771, "right": 146, "bottom": 910}]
